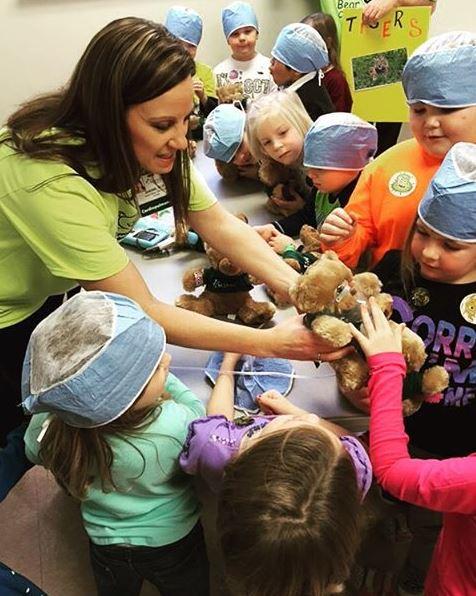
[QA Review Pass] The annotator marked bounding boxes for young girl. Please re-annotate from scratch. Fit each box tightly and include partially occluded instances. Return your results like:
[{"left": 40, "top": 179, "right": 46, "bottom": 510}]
[
  {"left": 180, "top": 352, "right": 374, "bottom": 595},
  {"left": 22, "top": 291, "right": 209, "bottom": 596},
  {"left": 351, "top": 297, "right": 476, "bottom": 596},
  {"left": 319, "top": 31, "right": 476, "bottom": 269},
  {"left": 301, "top": 12, "right": 353, "bottom": 113},
  {"left": 365, "top": 142, "right": 476, "bottom": 594},
  {"left": 246, "top": 89, "right": 313, "bottom": 216},
  {"left": 255, "top": 112, "right": 377, "bottom": 258}
]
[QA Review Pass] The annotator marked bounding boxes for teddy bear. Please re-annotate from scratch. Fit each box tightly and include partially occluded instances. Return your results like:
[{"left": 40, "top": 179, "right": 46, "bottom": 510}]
[
  {"left": 216, "top": 82, "right": 247, "bottom": 106},
  {"left": 175, "top": 216, "right": 276, "bottom": 326},
  {"left": 258, "top": 160, "right": 308, "bottom": 218},
  {"left": 289, "top": 250, "right": 449, "bottom": 415}
]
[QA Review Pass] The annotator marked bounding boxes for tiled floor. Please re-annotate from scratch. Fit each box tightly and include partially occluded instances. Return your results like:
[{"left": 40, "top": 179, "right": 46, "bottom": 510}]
[{"left": 0, "top": 467, "right": 224, "bottom": 596}]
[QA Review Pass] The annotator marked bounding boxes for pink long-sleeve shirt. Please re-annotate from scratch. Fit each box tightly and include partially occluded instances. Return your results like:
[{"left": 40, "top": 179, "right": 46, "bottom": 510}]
[{"left": 368, "top": 353, "right": 476, "bottom": 596}]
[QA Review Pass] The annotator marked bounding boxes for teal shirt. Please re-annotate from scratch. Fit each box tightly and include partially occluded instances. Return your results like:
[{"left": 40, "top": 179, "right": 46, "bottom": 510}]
[{"left": 24, "top": 373, "right": 206, "bottom": 547}]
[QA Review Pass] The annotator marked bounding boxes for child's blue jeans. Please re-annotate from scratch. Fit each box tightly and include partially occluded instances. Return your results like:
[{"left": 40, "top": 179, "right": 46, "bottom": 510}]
[{"left": 89, "top": 521, "right": 209, "bottom": 596}]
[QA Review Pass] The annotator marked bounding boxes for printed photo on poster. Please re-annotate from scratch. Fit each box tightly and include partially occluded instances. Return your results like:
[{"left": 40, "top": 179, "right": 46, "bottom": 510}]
[{"left": 352, "top": 48, "right": 408, "bottom": 91}]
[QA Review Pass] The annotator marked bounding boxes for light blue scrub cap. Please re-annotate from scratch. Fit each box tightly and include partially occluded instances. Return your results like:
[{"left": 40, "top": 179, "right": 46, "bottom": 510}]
[
  {"left": 418, "top": 142, "right": 476, "bottom": 243},
  {"left": 203, "top": 104, "right": 246, "bottom": 163},
  {"left": 22, "top": 291, "right": 166, "bottom": 428},
  {"left": 222, "top": 1, "right": 258, "bottom": 39},
  {"left": 403, "top": 31, "right": 476, "bottom": 108},
  {"left": 165, "top": 5, "right": 203, "bottom": 46},
  {"left": 271, "top": 23, "right": 329, "bottom": 73},
  {"left": 303, "top": 113, "right": 378, "bottom": 170}
]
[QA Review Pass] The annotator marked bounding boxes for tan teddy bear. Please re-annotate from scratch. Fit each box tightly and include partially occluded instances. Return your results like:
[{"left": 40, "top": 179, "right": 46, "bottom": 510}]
[
  {"left": 290, "top": 251, "right": 449, "bottom": 415},
  {"left": 176, "top": 216, "right": 276, "bottom": 326}
]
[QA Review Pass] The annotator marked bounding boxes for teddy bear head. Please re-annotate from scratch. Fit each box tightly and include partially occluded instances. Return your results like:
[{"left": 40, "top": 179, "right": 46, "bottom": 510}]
[
  {"left": 289, "top": 251, "right": 353, "bottom": 313},
  {"left": 217, "top": 83, "right": 246, "bottom": 105}
]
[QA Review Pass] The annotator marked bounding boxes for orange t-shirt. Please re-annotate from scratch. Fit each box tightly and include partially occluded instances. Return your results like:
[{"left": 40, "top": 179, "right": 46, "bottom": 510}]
[{"left": 322, "top": 139, "right": 443, "bottom": 269}]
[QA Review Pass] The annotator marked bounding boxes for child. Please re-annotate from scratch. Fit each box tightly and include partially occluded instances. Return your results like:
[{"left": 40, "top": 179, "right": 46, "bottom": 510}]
[
  {"left": 359, "top": 143, "right": 476, "bottom": 594},
  {"left": 213, "top": 1, "right": 277, "bottom": 104},
  {"left": 301, "top": 12, "right": 353, "bottom": 113},
  {"left": 22, "top": 291, "right": 209, "bottom": 596},
  {"left": 246, "top": 89, "right": 313, "bottom": 215},
  {"left": 203, "top": 103, "right": 259, "bottom": 181},
  {"left": 179, "top": 351, "right": 373, "bottom": 595},
  {"left": 255, "top": 112, "right": 377, "bottom": 256},
  {"left": 351, "top": 295, "right": 476, "bottom": 596},
  {"left": 269, "top": 22, "right": 335, "bottom": 121},
  {"left": 164, "top": 6, "right": 218, "bottom": 139},
  {"left": 320, "top": 31, "right": 476, "bottom": 269}
]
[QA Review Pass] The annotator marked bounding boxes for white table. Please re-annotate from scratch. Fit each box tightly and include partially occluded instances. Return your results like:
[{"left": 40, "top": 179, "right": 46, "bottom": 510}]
[{"left": 127, "top": 146, "right": 368, "bottom": 432}]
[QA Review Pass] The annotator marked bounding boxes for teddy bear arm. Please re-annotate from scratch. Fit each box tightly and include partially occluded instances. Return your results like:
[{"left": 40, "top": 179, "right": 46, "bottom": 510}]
[
  {"left": 311, "top": 315, "right": 353, "bottom": 348},
  {"left": 182, "top": 267, "right": 205, "bottom": 292}
]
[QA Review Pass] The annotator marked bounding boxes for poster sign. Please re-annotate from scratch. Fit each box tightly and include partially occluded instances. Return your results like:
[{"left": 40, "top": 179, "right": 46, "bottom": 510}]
[{"left": 340, "top": 7, "right": 431, "bottom": 122}]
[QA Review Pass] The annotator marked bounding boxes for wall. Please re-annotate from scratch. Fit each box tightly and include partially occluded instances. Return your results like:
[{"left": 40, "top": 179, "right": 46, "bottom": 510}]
[
  {"left": 0, "top": 0, "right": 474, "bottom": 122},
  {"left": 0, "top": 0, "right": 310, "bottom": 121}
]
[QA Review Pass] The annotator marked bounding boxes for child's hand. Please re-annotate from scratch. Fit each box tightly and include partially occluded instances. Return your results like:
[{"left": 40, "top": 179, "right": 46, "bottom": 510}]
[
  {"left": 219, "top": 352, "right": 243, "bottom": 373},
  {"left": 254, "top": 224, "right": 280, "bottom": 242},
  {"left": 362, "top": 0, "right": 398, "bottom": 25},
  {"left": 268, "top": 232, "right": 295, "bottom": 254},
  {"left": 270, "top": 189, "right": 305, "bottom": 212},
  {"left": 350, "top": 298, "right": 404, "bottom": 358},
  {"left": 257, "top": 390, "right": 303, "bottom": 415},
  {"left": 192, "top": 79, "right": 206, "bottom": 102},
  {"left": 320, "top": 209, "right": 356, "bottom": 245},
  {"left": 237, "top": 164, "right": 259, "bottom": 179}
]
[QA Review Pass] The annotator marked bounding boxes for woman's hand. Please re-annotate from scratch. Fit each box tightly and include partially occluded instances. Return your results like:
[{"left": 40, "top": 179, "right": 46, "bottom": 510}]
[
  {"left": 257, "top": 390, "right": 305, "bottom": 415},
  {"left": 350, "top": 298, "right": 404, "bottom": 358},
  {"left": 268, "top": 232, "right": 295, "bottom": 254},
  {"left": 362, "top": 0, "right": 398, "bottom": 25},
  {"left": 320, "top": 208, "right": 356, "bottom": 245},
  {"left": 264, "top": 315, "right": 354, "bottom": 362}
]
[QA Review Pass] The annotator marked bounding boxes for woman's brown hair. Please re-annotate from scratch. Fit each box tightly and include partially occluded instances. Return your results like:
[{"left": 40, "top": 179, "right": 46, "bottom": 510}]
[
  {"left": 302, "top": 12, "right": 342, "bottom": 72},
  {"left": 3, "top": 17, "right": 195, "bottom": 232},
  {"left": 218, "top": 426, "right": 365, "bottom": 596},
  {"left": 39, "top": 402, "right": 161, "bottom": 500}
]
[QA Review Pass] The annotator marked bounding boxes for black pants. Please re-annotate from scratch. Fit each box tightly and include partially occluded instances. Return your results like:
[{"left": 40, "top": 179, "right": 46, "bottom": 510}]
[
  {"left": 89, "top": 522, "right": 210, "bottom": 596},
  {"left": 0, "top": 294, "right": 64, "bottom": 446}
]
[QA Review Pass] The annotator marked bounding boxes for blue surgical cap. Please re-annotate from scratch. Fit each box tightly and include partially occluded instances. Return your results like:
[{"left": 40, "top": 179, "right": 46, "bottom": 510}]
[
  {"left": 222, "top": 1, "right": 258, "bottom": 39},
  {"left": 271, "top": 23, "right": 329, "bottom": 74},
  {"left": 403, "top": 31, "right": 476, "bottom": 108},
  {"left": 203, "top": 104, "right": 246, "bottom": 163},
  {"left": 22, "top": 291, "right": 166, "bottom": 428},
  {"left": 418, "top": 142, "right": 476, "bottom": 243},
  {"left": 165, "top": 5, "right": 203, "bottom": 46},
  {"left": 303, "top": 113, "right": 378, "bottom": 170}
]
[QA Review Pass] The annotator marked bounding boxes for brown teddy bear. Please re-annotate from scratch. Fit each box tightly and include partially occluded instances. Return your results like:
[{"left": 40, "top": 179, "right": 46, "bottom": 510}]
[
  {"left": 216, "top": 82, "right": 246, "bottom": 106},
  {"left": 289, "top": 251, "right": 449, "bottom": 415},
  {"left": 258, "top": 160, "right": 308, "bottom": 218},
  {"left": 176, "top": 218, "right": 276, "bottom": 326}
]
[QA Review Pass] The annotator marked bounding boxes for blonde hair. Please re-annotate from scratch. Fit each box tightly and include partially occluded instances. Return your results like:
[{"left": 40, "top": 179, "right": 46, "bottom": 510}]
[{"left": 246, "top": 90, "right": 312, "bottom": 164}]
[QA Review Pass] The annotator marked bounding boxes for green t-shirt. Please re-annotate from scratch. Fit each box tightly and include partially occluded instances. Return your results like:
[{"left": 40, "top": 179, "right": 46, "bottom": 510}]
[
  {"left": 0, "top": 132, "right": 216, "bottom": 327},
  {"left": 314, "top": 190, "right": 339, "bottom": 227},
  {"left": 24, "top": 373, "right": 206, "bottom": 547},
  {"left": 195, "top": 61, "right": 217, "bottom": 99}
]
